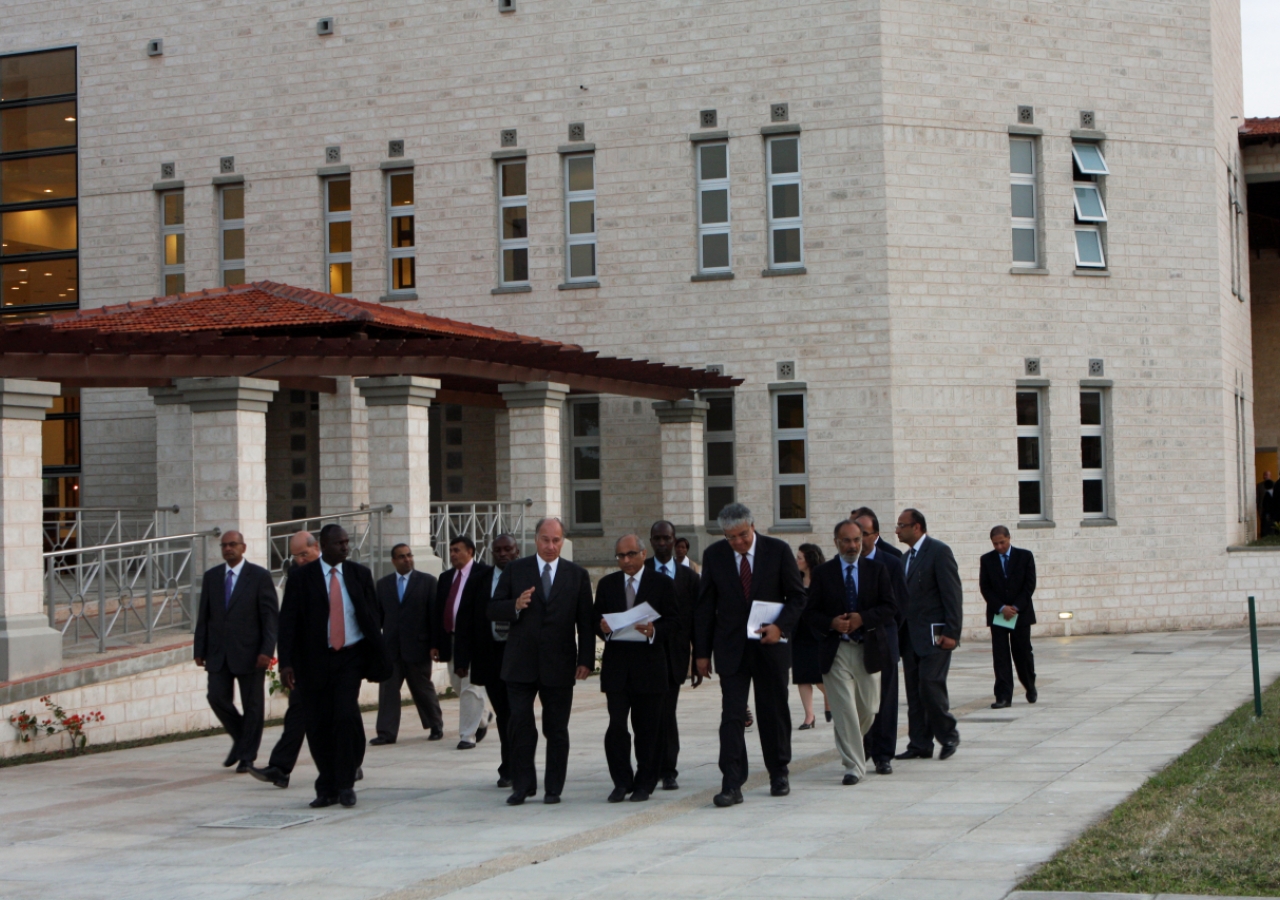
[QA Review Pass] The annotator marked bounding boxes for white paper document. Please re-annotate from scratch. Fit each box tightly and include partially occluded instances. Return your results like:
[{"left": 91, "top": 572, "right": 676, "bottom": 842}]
[
  {"left": 747, "top": 601, "right": 785, "bottom": 640},
  {"left": 604, "top": 602, "right": 661, "bottom": 642}
]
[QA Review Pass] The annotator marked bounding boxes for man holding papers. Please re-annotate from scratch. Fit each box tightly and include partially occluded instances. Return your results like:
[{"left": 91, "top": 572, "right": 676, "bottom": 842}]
[
  {"left": 694, "top": 503, "right": 806, "bottom": 807},
  {"left": 595, "top": 534, "right": 674, "bottom": 803},
  {"left": 979, "top": 525, "right": 1037, "bottom": 709}
]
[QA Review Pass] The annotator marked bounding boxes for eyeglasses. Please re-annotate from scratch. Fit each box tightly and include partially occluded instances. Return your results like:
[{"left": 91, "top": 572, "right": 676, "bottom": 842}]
[{"left": 615, "top": 550, "right": 642, "bottom": 560}]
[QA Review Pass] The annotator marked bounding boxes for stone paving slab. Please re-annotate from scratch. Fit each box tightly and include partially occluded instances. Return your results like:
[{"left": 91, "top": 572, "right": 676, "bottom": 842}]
[{"left": 0, "top": 627, "right": 1277, "bottom": 900}]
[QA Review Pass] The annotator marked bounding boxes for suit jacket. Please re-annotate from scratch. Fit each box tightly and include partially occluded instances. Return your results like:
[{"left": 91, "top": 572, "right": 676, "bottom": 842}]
[
  {"left": 193, "top": 561, "right": 278, "bottom": 675},
  {"left": 488, "top": 555, "right": 596, "bottom": 687},
  {"left": 434, "top": 564, "right": 490, "bottom": 664},
  {"left": 278, "top": 558, "right": 392, "bottom": 683},
  {"left": 450, "top": 562, "right": 501, "bottom": 683},
  {"left": 901, "top": 535, "right": 964, "bottom": 657},
  {"left": 646, "top": 558, "right": 699, "bottom": 685},
  {"left": 376, "top": 569, "right": 437, "bottom": 665},
  {"left": 693, "top": 533, "right": 806, "bottom": 678},
  {"left": 593, "top": 569, "right": 674, "bottom": 695},
  {"left": 870, "top": 548, "right": 909, "bottom": 627},
  {"left": 802, "top": 556, "right": 897, "bottom": 675},
  {"left": 979, "top": 546, "right": 1037, "bottom": 627},
  {"left": 875, "top": 537, "right": 904, "bottom": 560}
]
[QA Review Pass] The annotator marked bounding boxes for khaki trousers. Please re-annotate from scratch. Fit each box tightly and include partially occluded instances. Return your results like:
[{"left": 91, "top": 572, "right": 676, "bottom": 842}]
[{"left": 824, "top": 641, "right": 881, "bottom": 777}]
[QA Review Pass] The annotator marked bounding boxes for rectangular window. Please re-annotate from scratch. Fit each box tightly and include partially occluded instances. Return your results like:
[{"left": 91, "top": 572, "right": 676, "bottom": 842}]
[
  {"left": 564, "top": 154, "right": 596, "bottom": 282},
  {"left": 1080, "top": 390, "right": 1107, "bottom": 518},
  {"left": 772, "top": 389, "right": 809, "bottom": 523},
  {"left": 569, "top": 399, "right": 601, "bottom": 526},
  {"left": 219, "top": 185, "right": 244, "bottom": 286},
  {"left": 766, "top": 136, "right": 802, "bottom": 269},
  {"left": 161, "top": 190, "right": 185, "bottom": 294},
  {"left": 1, "top": 47, "right": 78, "bottom": 314},
  {"left": 1072, "top": 141, "right": 1108, "bottom": 269},
  {"left": 498, "top": 160, "right": 528, "bottom": 286},
  {"left": 1016, "top": 390, "right": 1046, "bottom": 519},
  {"left": 42, "top": 386, "right": 80, "bottom": 509},
  {"left": 704, "top": 394, "right": 736, "bottom": 521},
  {"left": 1010, "top": 137, "right": 1038, "bottom": 266},
  {"left": 386, "top": 170, "right": 415, "bottom": 295},
  {"left": 696, "top": 143, "right": 731, "bottom": 273},
  {"left": 324, "top": 176, "right": 352, "bottom": 295}
]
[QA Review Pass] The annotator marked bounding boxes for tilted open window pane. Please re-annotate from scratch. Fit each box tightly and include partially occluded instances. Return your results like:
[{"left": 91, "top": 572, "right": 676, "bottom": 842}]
[
  {"left": 1074, "top": 227, "right": 1105, "bottom": 267},
  {"left": 1073, "top": 183, "right": 1107, "bottom": 222},
  {"left": 1071, "top": 142, "right": 1109, "bottom": 176}
]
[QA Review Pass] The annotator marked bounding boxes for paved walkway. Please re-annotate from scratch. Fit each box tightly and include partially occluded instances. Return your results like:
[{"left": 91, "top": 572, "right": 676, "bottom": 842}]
[{"left": 2, "top": 627, "right": 1278, "bottom": 900}]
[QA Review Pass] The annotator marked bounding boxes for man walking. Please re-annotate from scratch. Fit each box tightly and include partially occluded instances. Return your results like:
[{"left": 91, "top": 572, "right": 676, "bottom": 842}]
[
  {"left": 371, "top": 544, "right": 444, "bottom": 745},
  {"left": 694, "top": 502, "right": 806, "bottom": 807},
  {"left": 435, "top": 535, "right": 492, "bottom": 749},
  {"left": 893, "top": 509, "right": 963, "bottom": 761},
  {"left": 979, "top": 525, "right": 1037, "bottom": 708},
  {"left": 194, "top": 530, "right": 278, "bottom": 772},
  {"left": 647, "top": 520, "right": 702, "bottom": 791},
  {"left": 488, "top": 518, "right": 595, "bottom": 806}
]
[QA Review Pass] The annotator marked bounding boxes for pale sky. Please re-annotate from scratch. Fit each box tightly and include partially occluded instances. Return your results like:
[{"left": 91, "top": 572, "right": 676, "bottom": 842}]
[{"left": 1244, "top": 0, "right": 1280, "bottom": 118}]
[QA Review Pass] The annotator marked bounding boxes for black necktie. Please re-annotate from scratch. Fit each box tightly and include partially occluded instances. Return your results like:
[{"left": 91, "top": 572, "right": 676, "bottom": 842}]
[
  {"left": 905, "top": 547, "right": 916, "bottom": 576},
  {"left": 542, "top": 563, "right": 553, "bottom": 599}
]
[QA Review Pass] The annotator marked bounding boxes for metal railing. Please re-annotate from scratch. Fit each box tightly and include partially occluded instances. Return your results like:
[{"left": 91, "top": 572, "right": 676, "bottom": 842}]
[
  {"left": 45, "top": 529, "right": 218, "bottom": 653},
  {"left": 44, "top": 505, "right": 179, "bottom": 554},
  {"left": 267, "top": 505, "right": 392, "bottom": 589},
  {"left": 430, "top": 499, "right": 533, "bottom": 564}
]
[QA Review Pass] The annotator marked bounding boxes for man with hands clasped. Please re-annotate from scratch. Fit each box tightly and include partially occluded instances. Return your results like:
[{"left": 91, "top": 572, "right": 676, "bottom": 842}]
[{"left": 979, "top": 525, "right": 1038, "bottom": 708}]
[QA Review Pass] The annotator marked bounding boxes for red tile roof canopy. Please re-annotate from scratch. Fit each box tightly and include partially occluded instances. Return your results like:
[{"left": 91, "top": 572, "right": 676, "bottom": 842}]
[
  {"left": 0, "top": 282, "right": 741, "bottom": 403},
  {"left": 1241, "top": 117, "right": 1280, "bottom": 146}
]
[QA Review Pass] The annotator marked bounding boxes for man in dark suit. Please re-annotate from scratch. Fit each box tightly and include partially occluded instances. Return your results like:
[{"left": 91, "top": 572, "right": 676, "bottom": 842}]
[
  {"left": 194, "top": 530, "right": 278, "bottom": 773},
  {"left": 1259, "top": 471, "right": 1276, "bottom": 537},
  {"left": 595, "top": 534, "right": 674, "bottom": 803},
  {"left": 979, "top": 525, "right": 1038, "bottom": 708},
  {"left": 804, "top": 520, "right": 897, "bottom": 785},
  {"left": 435, "top": 535, "right": 492, "bottom": 749},
  {"left": 488, "top": 517, "right": 595, "bottom": 806},
  {"left": 851, "top": 508, "right": 908, "bottom": 774},
  {"left": 371, "top": 544, "right": 444, "bottom": 745},
  {"left": 278, "top": 524, "right": 390, "bottom": 808},
  {"left": 694, "top": 502, "right": 806, "bottom": 807},
  {"left": 456, "top": 533, "right": 519, "bottom": 788},
  {"left": 893, "top": 508, "right": 963, "bottom": 761},
  {"left": 647, "top": 520, "right": 702, "bottom": 791}
]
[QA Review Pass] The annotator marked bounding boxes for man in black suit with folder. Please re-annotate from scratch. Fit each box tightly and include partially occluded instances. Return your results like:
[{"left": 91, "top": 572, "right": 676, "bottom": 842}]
[
  {"left": 694, "top": 502, "right": 806, "bottom": 807},
  {"left": 371, "top": 544, "right": 443, "bottom": 744},
  {"left": 979, "top": 525, "right": 1037, "bottom": 708},
  {"left": 647, "top": 520, "right": 702, "bottom": 791},
  {"left": 488, "top": 517, "right": 595, "bottom": 806}
]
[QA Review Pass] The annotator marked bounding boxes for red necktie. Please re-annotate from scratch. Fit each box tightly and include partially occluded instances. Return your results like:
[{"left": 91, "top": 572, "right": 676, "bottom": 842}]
[
  {"left": 329, "top": 568, "right": 346, "bottom": 650},
  {"left": 739, "top": 554, "right": 752, "bottom": 599},
  {"left": 444, "top": 571, "right": 462, "bottom": 633}
]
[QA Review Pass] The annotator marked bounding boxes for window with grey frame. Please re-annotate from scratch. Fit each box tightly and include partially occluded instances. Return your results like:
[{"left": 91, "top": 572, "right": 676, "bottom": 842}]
[
  {"left": 766, "top": 136, "right": 803, "bottom": 269},
  {"left": 386, "top": 170, "right": 415, "bottom": 295},
  {"left": 704, "top": 394, "right": 736, "bottom": 521},
  {"left": 1010, "top": 136, "right": 1038, "bottom": 267},
  {"left": 569, "top": 398, "right": 601, "bottom": 527},
  {"left": 498, "top": 159, "right": 528, "bottom": 286},
  {"left": 564, "top": 154, "right": 596, "bottom": 282},
  {"left": 1071, "top": 142, "right": 1109, "bottom": 269},
  {"left": 696, "top": 142, "right": 731, "bottom": 273},
  {"left": 324, "top": 176, "right": 352, "bottom": 295},
  {"left": 1016, "top": 389, "right": 1047, "bottom": 519},
  {"left": 160, "top": 190, "right": 185, "bottom": 294},
  {"left": 1080, "top": 389, "right": 1108, "bottom": 517},
  {"left": 772, "top": 389, "right": 809, "bottom": 522},
  {"left": 219, "top": 185, "right": 244, "bottom": 286}
]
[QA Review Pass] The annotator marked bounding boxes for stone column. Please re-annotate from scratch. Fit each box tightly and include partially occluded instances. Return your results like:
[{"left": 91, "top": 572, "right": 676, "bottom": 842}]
[
  {"left": 148, "top": 386, "right": 195, "bottom": 535},
  {"left": 654, "top": 398, "right": 710, "bottom": 558},
  {"left": 319, "top": 376, "right": 369, "bottom": 514},
  {"left": 499, "top": 382, "right": 569, "bottom": 558},
  {"left": 355, "top": 376, "right": 443, "bottom": 576},
  {"left": 172, "top": 377, "right": 277, "bottom": 566},
  {"left": 0, "top": 379, "right": 63, "bottom": 681}
]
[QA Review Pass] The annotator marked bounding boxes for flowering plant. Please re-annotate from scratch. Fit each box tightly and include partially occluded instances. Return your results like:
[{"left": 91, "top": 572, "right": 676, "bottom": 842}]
[
  {"left": 9, "top": 696, "right": 105, "bottom": 753},
  {"left": 266, "top": 657, "right": 290, "bottom": 696},
  {"left": 9, "top": 708, "right": 53, "bottom": 742}
]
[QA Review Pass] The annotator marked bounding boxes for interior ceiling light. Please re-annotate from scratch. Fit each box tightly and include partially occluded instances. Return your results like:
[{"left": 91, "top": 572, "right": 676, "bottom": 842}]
[{"left": 64, "top": 116, "right": 76, "bottom": 122}]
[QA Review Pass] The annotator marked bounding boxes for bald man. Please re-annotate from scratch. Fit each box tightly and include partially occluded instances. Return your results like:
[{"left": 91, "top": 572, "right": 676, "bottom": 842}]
[{"left": 194, "top": 529, "right": 279, "bottom": 772}]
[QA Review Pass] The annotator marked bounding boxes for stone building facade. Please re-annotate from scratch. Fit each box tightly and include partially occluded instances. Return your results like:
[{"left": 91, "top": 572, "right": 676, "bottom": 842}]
[{"left": 2, "top": 0, "right": 1268, "bottom": 638}]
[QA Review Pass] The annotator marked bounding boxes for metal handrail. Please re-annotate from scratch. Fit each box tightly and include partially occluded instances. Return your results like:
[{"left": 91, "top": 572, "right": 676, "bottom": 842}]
[
  {"left": 430, "top": 499, "right": 533, "bottom": 564},
  {"left": 42, "top": 529, "right": 215, "bottom": 556},
  {"left": 43, "top": 505, "right": 181, "bottom": 555},
  {"left": 267, "top": 505, "right": 392, "bottom": 588}
]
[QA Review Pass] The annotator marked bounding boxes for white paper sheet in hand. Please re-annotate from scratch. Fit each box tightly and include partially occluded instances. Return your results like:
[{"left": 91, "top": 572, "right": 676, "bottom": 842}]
[
  {"left": 603, "top": 602, "right": 661, "bottom": 642},
  {"left": 747, "top": 601, "right": 785, "bottom": 639}
]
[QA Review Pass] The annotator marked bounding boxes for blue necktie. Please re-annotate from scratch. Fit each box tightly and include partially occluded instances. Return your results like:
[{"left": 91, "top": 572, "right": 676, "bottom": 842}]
[
  {"left": 1000, "top": 554, "right": 1009, "bottom": 577},
  {"left": 844, "top": 564, "right": 858, "bottom": 615},
  {"left": 658, "top": 562, "right": 671, "bottom": 578},
  {"left": 398, "top": 575, "right": 407, "bottom": 602},
  {"left": 224, "top": 569, "right": 235, "bottom": 610}
]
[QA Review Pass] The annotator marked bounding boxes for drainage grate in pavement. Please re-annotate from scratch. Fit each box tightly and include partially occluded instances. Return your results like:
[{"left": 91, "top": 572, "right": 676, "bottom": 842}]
[
  {"left": 963, "top": 717, "right": 1021, "bottom": 723},
  {"left": 1132, "top": 651, "right": 1174, "bottom": 655},
  {"left": 78, "top": 777, "right": 168, "bottom": 789},
  {"left": 202, "top": 813, "right": 320, "bottom": 830}
]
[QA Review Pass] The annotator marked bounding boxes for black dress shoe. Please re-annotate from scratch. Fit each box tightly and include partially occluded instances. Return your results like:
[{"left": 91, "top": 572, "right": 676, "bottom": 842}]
[
  {"left": 310, "top": 794, "right": 338, "bottom": 808},
  {"left": 338, "top": 789, "right": 357, "bottom": 807},
  {"left": 629, "top": 788, "right": 650, "bottom": 802},
  {"left": 1027, "top": 687, "right": 1038, "bottom": 704},
  {"left": 543, "top": 794, "right": 561, "bottom": 804},
  {"left": 744, "top": 709, "right": 754, "bottom": 728},
  {"left": 990, "top": 700, "right": 1012, "bottom": 709},
  {"left": 457, "top": 740, "right": 476, "bottom": 750},
  {"left": 662, "top": 776, "right": 679, "bottom": 791},
  {"left": 894, "top": 748, "right": 933, "bottom": 760},
  {"left": 235, "top": 761, "right": 251, "bottom": 774},
  {"left": 428, "top": 728, "right": 444, "bottom": 741},
  {"left": 770, "top": 777, "right": 790, "bottom": 797},
  {"left": 476, "top": 712, "right": 493, "bottom": 743},
  {"left": 824, "top": 710, "right": 833, "bottom": 723},
  {"left": 356, "top": 767, "right": 363, "bottom": 781},
  {"left": 497, "top": 777, "right": 513, "bottom": 788},
  {"left": 223, "top": 748, "right": 239, "bottom": 768},
  {"left": 249, "top": 766, "right": 290, "bottom": 788},
  {"left": 713, "top": 788, "right": 744, "bottom": 807},
  {"left": 842, "top": 774, "right": 860, "bottom": 786},
  {"left": 608, "top": 787, "right": 628, "bottom": 803},
  {"left": 506, "top": 791, "right": 527, "bottom": 806},
  {"left": 939, "top": 743, "right": 958, "bottom": 760},
  {"left": 798, "top": 719, "right": 815, "bottom": 731},
  {"left": 370, "top": 736, "right": 396, "bottom": 745},
  {"left": 875, "top": 760, "right": 893, "bottom": 775}
]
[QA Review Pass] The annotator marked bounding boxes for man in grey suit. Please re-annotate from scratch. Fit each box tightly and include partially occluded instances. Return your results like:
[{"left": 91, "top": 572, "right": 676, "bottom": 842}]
[
  {"left": 193, "top": 530, "right": 279, "bottom": 772},
  {"left": 371, "top": 544, "right": 444, "bottom": 744},
  {"left": 892, "top": 508, "right": 963, "bottom": 760}
]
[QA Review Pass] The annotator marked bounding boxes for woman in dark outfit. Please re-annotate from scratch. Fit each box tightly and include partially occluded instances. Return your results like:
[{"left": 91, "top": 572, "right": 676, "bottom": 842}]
[{"left": 792, "top": 543, "right": 828, "bottom": 729}]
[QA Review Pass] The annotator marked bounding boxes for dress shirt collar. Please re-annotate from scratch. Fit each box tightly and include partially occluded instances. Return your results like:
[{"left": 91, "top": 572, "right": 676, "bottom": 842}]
[
  {"left": 864, "top": 546, "right": 877, "bottom": 561},
  {"left": 452, "top": 558, "right": 474, "bottom": 590},
  {"left": 320, "top": 558, "right": 343, "bottom": 580},
  {"left": 538, "top": 555, "right": 561, "bottom": 584},
  {"left": 624, "top": 565, "right": 644, "bottom": 592},
  {"left": 908, "top": 533, "right": 929, "bottom": 554},
  {"left": 652, "top": 556, "right": 675, "bottom": 578},
  {"left": 225, "top": 559, "right": 246, "bottom": 579},
  {"left": 735, "top": 533, "right": 757, "bottom": 569}
]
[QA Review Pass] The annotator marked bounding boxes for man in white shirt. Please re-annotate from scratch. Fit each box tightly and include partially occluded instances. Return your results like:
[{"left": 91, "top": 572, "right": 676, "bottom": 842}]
[{"left": 434, "top": 536, "right": 491, "bottom": 749}]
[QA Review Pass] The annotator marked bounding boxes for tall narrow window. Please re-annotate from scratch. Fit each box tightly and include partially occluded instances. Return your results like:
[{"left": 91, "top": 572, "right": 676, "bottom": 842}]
[
  {"left": 0, "top": 48, "right": 78, "bottom": 315},
  {"left": 564, "top": 154, "right": 596, "bottom": 283},
  {"left": 498, "top": 160, "right": 528, "bottom": 286},
  {"left": 569, "top": 399, "right": 601, "bottom": 526},
  {"left": 1080, "top": 390, "right": 1107, "bottom": 517},
  {"left": 1072, "top": 141, "right": 1109, "bottom": 269},
  {"left": 161, "top": 190, "right": 185, "bottom": 294},
  {"left": 772, "top": 390, "right": 809, "bottom": 523},
  {"left": 704, "top": 394, "right": 736, "bottom": 520},
  {"left": 1010, "top": 137, "right": 1038, "bottom": 267},
  {"left": 766, "top": 137, "right": 802, "bottom": 269},
  {"left": 1016, "top": 390, "right": 1046, "bottom": 519},
  {"left": 324, "top": 176, "right": 352, "bottom": 295},
  {"left": 219, "top": 186, "right": 244, "bottom": 286},
  {"left": 42, "top": 387, "right": 80, "bottom": 510},
  {"left": 386, "top": 171, "right": 415, "bottom": 296},
  {"left": 696, "top": 143, "right": 731, "bottom": 274}
]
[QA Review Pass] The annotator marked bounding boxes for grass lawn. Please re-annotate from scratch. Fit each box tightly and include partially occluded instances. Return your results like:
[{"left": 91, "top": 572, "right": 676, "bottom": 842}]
[{"left": 1020, "top": 674, "right": 1280, "bottom": 896}]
